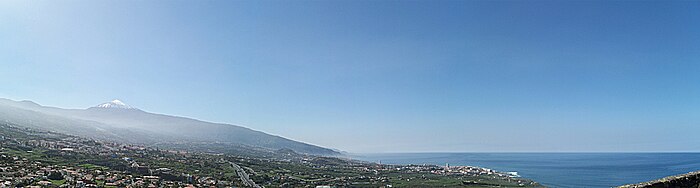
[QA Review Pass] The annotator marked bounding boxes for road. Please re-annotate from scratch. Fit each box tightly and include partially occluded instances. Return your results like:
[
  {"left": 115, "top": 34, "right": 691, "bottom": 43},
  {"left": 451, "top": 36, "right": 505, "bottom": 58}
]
[{"left": 229, "top": 161, "right": 262, "bottom": 188}]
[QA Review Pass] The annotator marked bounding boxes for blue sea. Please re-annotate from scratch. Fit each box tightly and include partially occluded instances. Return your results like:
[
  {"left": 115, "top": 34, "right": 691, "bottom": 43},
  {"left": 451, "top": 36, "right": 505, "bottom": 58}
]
[{"left": 352, "top": 153, "right": 700, "bottom": 188}]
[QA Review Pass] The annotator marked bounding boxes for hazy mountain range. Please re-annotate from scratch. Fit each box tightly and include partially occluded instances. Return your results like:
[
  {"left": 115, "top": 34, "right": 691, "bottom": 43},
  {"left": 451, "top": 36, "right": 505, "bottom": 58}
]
[{"left": 0, "top": 98, "right": 338, "bottom": 155}]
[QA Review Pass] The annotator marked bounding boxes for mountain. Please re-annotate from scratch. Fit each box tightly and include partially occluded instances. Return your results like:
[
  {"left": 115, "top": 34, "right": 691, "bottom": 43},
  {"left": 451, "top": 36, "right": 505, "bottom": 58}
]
[
  {"left": 94, "top": 99, "right": 135, "bottom": 109},
  {"left": 0, "top": 98, "right": 338, "bottom": 155}
]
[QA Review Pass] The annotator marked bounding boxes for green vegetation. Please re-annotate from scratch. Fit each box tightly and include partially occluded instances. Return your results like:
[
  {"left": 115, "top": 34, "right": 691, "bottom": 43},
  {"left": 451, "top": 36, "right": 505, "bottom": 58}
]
[
  {"left": 0, "top": 123, "right": 542, "bottom": 187},
  {"left": 49, "top": 179, "right": 66, "bottom": 185}
]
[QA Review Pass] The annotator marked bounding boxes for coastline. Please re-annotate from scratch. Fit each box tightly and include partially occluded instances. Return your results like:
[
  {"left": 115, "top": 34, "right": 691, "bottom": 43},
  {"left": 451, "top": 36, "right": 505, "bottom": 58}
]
[{"left": 351, "top": 152, "right": 700, "bottom": 188}]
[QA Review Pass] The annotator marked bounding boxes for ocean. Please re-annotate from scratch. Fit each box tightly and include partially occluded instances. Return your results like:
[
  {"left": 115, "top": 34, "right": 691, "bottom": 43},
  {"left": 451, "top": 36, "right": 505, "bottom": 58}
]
[{"left": 352, "top": 153, "right": 700, "bottom": 188}]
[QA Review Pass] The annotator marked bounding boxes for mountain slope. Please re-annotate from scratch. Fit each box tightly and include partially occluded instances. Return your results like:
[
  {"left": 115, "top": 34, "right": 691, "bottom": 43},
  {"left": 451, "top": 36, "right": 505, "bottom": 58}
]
[{"left": 0, "top": 98, "right": 338, "bottom": 155}]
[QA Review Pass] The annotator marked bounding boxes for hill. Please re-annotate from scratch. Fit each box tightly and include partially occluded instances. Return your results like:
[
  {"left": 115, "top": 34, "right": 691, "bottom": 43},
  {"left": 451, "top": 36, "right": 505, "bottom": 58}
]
[{"left": 619, "top": 171, "right": 700, "bottom": 188}]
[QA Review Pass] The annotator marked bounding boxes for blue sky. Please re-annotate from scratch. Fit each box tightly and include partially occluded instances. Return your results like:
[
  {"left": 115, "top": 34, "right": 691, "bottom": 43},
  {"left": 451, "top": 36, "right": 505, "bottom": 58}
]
[{"left": 1, "top": 1, "right": 699, "bottom": 152}]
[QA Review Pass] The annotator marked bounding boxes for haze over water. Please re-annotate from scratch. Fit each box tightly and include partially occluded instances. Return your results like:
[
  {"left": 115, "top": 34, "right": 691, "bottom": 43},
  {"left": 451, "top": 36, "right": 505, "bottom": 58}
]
[{"left": 2, "top": 1, "right": 700, "bottom": 153}]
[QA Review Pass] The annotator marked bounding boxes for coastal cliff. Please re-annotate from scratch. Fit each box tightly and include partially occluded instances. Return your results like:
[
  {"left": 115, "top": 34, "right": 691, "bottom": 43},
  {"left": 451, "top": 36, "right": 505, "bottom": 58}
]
[{"left": 620, "top": 171, "right": 700, "bottom": 188}]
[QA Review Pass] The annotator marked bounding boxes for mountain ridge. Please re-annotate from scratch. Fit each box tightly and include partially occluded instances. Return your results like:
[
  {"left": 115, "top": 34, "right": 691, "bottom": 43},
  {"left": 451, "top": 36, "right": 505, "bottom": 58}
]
[{"left": 0, "top": 98, "right": 338, "bottom": 156}]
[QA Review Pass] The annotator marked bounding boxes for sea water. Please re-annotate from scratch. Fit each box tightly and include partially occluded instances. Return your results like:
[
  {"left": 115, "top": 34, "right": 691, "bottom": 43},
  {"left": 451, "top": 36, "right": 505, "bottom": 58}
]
[{"left": 352, "top": 153, "right": 700, "bottom": 188}]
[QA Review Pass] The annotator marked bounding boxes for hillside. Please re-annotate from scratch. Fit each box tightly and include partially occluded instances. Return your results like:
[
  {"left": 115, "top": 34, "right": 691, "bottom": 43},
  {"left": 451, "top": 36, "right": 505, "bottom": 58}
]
[
  {"left": 619, "top": 171, "right": 700, "bottom": 188},
  {"left": 0, "top": 98, "right": 337, "bottom": 155},
  {"left": 0, "top": 122, "right": 542, "bottom": 187}
]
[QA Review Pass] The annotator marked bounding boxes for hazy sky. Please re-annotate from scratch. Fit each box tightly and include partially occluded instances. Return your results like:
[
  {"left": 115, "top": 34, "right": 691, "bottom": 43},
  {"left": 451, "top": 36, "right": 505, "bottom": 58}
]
[{"left": 1, "top": 1, "right": 699, "bottom": 152}]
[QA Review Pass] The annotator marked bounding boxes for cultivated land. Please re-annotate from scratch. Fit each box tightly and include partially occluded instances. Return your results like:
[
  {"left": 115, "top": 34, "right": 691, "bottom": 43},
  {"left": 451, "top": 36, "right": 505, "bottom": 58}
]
[{"left": 0, "top": 122, "right": 543, "bottom": 187}]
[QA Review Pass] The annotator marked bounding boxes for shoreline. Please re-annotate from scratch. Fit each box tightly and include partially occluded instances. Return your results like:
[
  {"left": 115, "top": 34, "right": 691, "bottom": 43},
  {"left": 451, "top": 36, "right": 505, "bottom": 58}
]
[{"left": 350, "top": 153, "right": 700, "bottom": 188}]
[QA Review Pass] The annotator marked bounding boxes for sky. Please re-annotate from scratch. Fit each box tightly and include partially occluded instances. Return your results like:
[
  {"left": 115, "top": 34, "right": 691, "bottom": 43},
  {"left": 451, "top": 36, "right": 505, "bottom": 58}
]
[{"left": 1, "top": 0, "right": 699, "bottom": 153}]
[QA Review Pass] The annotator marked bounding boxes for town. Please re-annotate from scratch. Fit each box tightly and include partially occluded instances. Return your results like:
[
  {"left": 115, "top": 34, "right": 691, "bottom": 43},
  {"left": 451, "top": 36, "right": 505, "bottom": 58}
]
[{"left": 0, "top": 123, "right": 541, "bottom": 187}]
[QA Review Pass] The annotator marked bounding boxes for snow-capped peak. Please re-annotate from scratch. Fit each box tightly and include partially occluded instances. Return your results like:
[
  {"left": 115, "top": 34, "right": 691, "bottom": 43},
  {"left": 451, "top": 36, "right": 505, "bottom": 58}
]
[{"left": 94, "top": 99, "right": 134, "bottom": 109}]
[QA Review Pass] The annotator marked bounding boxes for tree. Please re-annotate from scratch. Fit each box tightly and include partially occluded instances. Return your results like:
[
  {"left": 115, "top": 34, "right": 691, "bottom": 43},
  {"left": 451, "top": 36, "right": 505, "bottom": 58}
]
[{"left": 48, "top": 171, "right": 64, "bottom": 180}]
